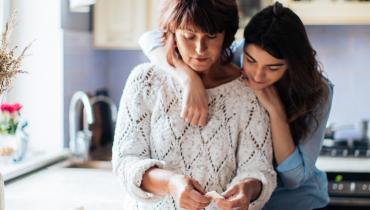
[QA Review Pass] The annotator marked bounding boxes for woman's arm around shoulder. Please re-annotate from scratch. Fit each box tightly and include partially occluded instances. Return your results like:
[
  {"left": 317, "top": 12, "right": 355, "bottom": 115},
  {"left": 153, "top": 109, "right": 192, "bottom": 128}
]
[{"left": 138, "top": 31, "right": 209, "bottom": 126}]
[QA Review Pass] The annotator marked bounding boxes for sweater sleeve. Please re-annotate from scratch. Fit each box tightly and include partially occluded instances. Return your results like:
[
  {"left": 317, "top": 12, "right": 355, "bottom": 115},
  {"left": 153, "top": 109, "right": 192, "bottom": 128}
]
[
  {"left": 228, "top": 99, "right": 277, "bottom": 210},
  {"left": 112, "top": 64, "right": 165, "bottom": 203},
  {"left": 276, "top": 82, "right": 334, "bottom": 189}
]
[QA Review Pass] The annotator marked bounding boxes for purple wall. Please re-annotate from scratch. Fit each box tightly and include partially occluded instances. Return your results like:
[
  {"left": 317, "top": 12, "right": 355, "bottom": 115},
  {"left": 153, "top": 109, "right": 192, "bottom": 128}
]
[
  {"left": 306, "top": 25, "right": 370, "bottom": 126},
  {"left": 106, "top": 51, "right": 149, "bottom": 107},
  {"left": 63, "top": 31, "right": 108, "bottom": 146},
  {"left": 62, "top": 0, "right": 147, "bottom": 145}
]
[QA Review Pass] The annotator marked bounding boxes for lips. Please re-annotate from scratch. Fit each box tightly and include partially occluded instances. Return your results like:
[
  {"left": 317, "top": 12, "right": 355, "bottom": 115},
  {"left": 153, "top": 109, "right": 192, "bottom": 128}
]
[
  {"left": 194, "top": 57, "right": 208, "bottom": 62},
  {"left": 249, "top": 76, "right": 266, "bottom": 85}
]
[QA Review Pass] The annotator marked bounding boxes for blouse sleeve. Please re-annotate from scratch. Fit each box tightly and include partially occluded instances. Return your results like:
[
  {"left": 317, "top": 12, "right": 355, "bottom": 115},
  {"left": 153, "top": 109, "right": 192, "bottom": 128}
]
[
  {"left": 230, "top": 39, "right": 245, "bottom": 68},
  {"left": 138, "top": 30, "right": 163, "bottom": 57},
  {"left": 276, "top": 82, "right": 334, "bottom": 189},
  {"left": 112, "top": 64, "right": 165, "bottom": 203},
  {"left": 229, "top": 98, "right": 277, "bottom": 210}
]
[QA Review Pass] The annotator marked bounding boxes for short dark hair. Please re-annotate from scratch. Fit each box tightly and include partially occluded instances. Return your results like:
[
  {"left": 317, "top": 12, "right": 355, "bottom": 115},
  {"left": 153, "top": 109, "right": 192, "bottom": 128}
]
[
  {"left": 159, "top": 0, "right": 239, "bottom": 64},
  {"left": 244, "top": 2, "right": 329, "bottom": 143}
]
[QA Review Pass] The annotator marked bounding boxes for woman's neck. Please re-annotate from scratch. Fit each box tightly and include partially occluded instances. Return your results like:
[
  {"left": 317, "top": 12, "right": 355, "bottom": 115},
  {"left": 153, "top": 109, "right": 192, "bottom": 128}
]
[{"left": 198, "top": 62, "right": 241, "bottom": 89}]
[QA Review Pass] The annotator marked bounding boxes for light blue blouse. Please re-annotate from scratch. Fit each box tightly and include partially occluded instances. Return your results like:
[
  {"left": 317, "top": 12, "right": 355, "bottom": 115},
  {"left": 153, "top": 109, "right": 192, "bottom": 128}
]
[{"left": 139, "top": 31, "right": 334, "bottom": 210}]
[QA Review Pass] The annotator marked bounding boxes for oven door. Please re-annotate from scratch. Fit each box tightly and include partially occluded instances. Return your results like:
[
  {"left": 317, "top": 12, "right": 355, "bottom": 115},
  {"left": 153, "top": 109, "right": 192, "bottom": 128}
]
[
  {"left": 326, "top": 172, "right": 370, "bottom": 210},
  {"left": 328, "top": 197, "right": 370, "bottom": 210}
]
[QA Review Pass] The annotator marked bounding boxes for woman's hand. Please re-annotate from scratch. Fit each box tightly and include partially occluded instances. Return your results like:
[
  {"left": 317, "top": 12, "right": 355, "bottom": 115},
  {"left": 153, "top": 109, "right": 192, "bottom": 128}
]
[
  {"left": 215, "top": 179, "right": 262, "bottom": 210},
  {"left": 243, "top": 77, "right": 286, "bottom": 120},
  {"left": 168, "top": 174, "right": 211, "bottom": 210},
  {"left": 172, "top": 52, "right": 209, "bottom": 127},
  {"left": 215, "top": 185, "right": 251, "bottom": 210},
  {"left": 253, "top": 86, "right": 288, "bottom": 121}
]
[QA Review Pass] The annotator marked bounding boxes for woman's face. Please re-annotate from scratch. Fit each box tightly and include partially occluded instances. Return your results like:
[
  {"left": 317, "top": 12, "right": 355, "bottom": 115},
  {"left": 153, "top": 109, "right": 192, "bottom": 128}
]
[
  {"left": 174, "top": 28, "right": 225, "bottom": 72},
  {"left": 243, "top": 44, "right": 288, "bottom": 90}
]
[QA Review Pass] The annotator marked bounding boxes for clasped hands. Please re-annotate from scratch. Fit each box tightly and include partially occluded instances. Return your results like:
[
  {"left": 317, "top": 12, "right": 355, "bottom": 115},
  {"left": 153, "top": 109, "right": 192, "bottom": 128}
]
[{"left": 168, "top": 174, "right": 252, "bottom": 210}]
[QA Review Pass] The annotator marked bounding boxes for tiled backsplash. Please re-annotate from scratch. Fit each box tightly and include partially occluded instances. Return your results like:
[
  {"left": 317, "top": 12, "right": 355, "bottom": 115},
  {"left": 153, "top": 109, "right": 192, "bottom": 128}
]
[
  {"left": 63, "top": 29, "right": 148, "bottom": 145},
  {"left": 307, "top": 26, "right": 370, "bottom": 126},
  {"left": 63, "top": 30, "right": 109, "bottom": 146}
]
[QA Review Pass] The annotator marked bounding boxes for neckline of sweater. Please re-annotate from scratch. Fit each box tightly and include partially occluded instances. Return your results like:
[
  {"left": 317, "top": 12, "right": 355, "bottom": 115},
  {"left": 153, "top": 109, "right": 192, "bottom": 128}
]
[{"left": 205, "top": 75, "right": 244, "bottom": 94}]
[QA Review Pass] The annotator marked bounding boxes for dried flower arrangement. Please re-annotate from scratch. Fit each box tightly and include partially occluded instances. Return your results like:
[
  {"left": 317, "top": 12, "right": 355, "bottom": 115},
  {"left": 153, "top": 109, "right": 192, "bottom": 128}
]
[{"left": 0, "top": 13, "right": 31, "bottom": 95}]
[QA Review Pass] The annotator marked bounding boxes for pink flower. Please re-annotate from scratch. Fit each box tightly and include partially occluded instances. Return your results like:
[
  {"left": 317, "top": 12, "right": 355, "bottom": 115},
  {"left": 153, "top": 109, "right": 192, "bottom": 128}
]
[
  {"left": 0, "top": 103, "right": 23, "bottom": 113},
  {"left": 1, "top": 104, "right": 10, "bottom": 112},
  {"left": 12, "top": 103, "right": 22, "bottom": 112}
]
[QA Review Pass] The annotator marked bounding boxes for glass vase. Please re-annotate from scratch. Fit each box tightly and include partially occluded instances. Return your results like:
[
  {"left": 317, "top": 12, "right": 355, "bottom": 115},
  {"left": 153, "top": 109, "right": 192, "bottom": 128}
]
[{"left": 0, "top": 134, "right": 18, "bottom": 164}]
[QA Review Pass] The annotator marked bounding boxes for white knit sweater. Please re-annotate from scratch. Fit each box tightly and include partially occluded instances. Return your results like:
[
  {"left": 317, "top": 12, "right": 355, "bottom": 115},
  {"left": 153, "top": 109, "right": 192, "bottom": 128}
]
[{"left": 112, "top": 63, "right": 276, "bottom": 210}]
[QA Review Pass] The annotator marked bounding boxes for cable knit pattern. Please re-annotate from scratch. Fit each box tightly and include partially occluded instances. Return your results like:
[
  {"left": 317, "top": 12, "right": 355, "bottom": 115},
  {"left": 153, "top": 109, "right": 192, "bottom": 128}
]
[{"left": 112, "top": 63, "right": 276, "bottom": 210}]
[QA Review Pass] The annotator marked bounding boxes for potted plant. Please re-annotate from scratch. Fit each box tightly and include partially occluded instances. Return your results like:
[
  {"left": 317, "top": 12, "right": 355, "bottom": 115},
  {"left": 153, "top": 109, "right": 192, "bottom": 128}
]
[{"left": 0, "top": 102, "right": 28, "bottom": 160}]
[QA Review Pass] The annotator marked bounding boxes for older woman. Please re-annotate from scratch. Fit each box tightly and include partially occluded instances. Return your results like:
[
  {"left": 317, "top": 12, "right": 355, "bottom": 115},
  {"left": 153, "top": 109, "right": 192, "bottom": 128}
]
[{"left": 112, "top": 0, "right": 276, "bottom": 209}]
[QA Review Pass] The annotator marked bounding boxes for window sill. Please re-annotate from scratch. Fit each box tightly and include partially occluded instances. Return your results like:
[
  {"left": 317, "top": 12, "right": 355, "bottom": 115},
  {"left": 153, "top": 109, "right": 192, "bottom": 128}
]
[{"left": 1, "top": 149, "right": 71, "bottom": 182}]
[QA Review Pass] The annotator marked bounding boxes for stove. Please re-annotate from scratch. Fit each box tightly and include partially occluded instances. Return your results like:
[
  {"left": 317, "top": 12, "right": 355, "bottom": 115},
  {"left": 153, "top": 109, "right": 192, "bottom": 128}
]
[
  {"left": 327, "top": 172, "right": 370, "bottom": 209},
  {"left": 321, "top": 123, "right": 370, "bottom": 208},
  {"left": 320, "top": 140, "right": 370, "bottom": 158}
]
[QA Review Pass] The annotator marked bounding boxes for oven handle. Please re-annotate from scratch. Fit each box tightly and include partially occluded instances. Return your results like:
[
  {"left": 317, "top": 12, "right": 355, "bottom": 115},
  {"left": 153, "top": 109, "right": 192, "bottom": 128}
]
[{"left": 330, "top": 197, "right": 370, "bottom": 206}]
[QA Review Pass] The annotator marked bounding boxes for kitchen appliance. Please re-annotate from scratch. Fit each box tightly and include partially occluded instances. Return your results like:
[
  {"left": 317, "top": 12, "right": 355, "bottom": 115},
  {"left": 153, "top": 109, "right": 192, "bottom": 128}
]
[
  {"left": 319, "top": 120, "right": 370, "bottom": 209},
  {"left": 327, "top": 172, "right": 370, "bottom": 210},
  {"left": 321, "top": 120, "right": 370, "bottom": 158},
  {"left": 320, "top": 140, "right": 370, "bottom": 158}
]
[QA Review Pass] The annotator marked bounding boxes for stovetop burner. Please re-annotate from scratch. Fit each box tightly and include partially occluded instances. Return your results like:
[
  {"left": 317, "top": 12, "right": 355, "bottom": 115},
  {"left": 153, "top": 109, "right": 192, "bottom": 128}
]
[{"left": 320, "top": 140, "right": 370, "bottom": 158}]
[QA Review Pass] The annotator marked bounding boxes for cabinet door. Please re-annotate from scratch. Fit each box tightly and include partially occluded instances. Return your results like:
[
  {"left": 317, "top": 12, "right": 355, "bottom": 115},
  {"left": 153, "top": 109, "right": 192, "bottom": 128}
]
[
  {"left": 93, "top": 0, "right": 152, "bottom": 49},
  {"left": 278, "top": 0, "right": 370, "bottom": 25}
]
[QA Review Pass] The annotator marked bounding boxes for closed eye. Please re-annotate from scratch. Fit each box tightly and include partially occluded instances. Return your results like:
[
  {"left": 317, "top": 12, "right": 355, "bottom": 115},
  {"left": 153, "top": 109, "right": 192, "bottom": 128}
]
[
  {"left": 246, "top": 57, "right": 255, "bottom": 64},
  {"left": 207, "top": 34, "right": 217, "bottom": 39},
  {"left": 268, "top": 66, "right": 280, "bottom": 71},
  {"left": 183, "top": 34, "right": 195, "bottom": 40}
]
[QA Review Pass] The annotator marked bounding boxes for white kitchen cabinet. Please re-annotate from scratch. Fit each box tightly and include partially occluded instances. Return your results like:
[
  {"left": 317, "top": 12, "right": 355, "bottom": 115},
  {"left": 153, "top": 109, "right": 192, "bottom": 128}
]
[
  {"left": 93, "top": 0, "right": 160, "bottom": 49},
  {"left": 277, "top": 0, "right": 370, "bottom": 25}
]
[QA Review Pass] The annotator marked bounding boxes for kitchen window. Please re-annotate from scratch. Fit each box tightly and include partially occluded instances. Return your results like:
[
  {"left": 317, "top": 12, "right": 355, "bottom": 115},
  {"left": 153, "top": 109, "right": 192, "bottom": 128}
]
[{"left": 0, "top": 0, "right": 65, "bottom": 182}]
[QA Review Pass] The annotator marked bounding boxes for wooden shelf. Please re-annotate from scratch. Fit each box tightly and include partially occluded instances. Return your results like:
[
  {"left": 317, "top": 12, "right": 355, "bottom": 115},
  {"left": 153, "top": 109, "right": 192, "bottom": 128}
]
[{"left": 278, "top": 0, "right": 370, "bottom": 25}]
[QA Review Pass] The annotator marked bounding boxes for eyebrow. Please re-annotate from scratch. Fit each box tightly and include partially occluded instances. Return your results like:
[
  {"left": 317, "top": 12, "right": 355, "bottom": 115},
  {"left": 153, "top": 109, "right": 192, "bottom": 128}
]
[
  {"left": 245, "top": 52, "right": 285, "bottom": 67},
  {"left": 181, "top": 29, "right": 195, "bottom": 33},
  {"left": 179, "top": 26, "right": 199, "bottom": 32}
]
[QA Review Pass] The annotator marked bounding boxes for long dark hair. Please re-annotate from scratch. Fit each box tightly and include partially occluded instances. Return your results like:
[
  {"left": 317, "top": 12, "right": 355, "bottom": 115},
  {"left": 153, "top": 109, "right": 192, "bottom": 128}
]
[
  {"left": 158, "top": 0, "right": 239, "bottom": 65},
  {"left": 244, "top": 2, "right": 329, "bottom": 144}
]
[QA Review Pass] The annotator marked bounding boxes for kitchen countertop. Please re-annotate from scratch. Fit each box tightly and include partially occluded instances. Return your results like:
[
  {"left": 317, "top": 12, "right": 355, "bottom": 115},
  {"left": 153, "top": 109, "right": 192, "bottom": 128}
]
[
  {"left": 4, "top": 155, "right": 369, "bottom": 210},
  {"left": 4, "top": 166, "right": 125, "bottom": 210},
  {"left": 317, "top": 156, "right": 370, "bottom": 173}
]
